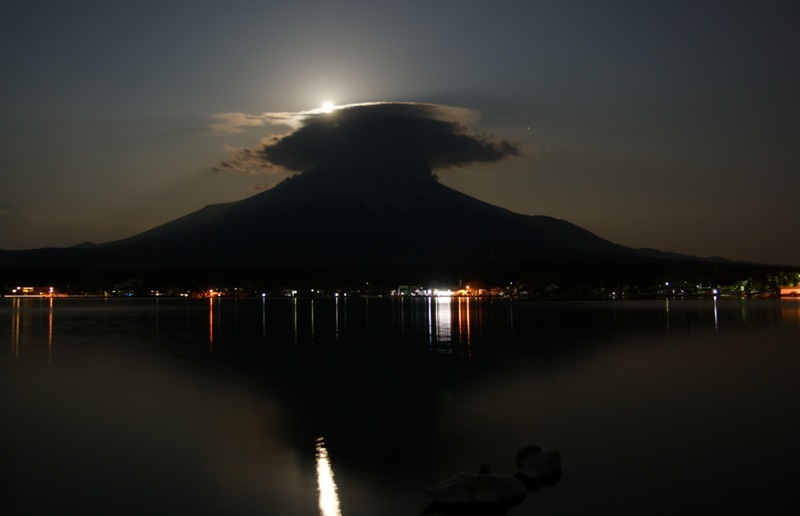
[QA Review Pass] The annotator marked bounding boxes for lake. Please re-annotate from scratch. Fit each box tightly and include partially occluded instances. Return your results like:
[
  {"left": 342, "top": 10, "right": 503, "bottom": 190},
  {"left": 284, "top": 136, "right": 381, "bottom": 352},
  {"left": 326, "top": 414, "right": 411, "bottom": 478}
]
[{"left": 2, "top": 296, "right": 799, "bottom": 514}]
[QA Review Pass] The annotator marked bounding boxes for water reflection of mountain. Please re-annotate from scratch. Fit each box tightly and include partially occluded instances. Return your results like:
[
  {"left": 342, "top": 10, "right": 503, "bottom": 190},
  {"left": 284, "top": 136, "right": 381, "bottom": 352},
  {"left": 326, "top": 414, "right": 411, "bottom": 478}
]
[
  {"left": 5, "top": 297, "right": 799, "bottom": 515},
  {"left": 172, "top": 296, "right": 798, "bottom": 494}
]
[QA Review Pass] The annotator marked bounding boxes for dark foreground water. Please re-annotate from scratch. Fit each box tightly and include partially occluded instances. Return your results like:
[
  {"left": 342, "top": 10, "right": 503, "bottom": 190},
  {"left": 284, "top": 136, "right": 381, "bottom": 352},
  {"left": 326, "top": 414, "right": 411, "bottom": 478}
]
[{"left": 2, "top": 296, "right": 799, "bottom": 515}]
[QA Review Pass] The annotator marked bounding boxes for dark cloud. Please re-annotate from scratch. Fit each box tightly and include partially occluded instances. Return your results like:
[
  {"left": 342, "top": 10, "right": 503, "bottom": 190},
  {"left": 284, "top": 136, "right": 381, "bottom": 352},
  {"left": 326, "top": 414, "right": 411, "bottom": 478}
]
[
  {"left": 263, "top": 102, "right": 519, "bottom": 171},
  {"left": 211, "top": 102, "right": 520, "bottom": 176},
  {"left": 210, "top": 146, "right": 278, "bottom": 176}
]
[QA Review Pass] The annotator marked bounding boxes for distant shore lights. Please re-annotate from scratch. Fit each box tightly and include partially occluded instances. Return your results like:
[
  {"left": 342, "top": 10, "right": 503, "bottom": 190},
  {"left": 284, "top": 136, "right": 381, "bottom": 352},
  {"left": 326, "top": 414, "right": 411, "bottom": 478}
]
[{"left": 8, "top": 286, "right": 55, "bottom": 297}]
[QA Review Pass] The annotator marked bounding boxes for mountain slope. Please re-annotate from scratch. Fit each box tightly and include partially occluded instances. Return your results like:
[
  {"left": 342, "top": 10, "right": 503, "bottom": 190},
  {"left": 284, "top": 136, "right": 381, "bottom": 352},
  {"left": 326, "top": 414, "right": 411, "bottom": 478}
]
[
  {"left": 1, "top": 159, "right": 725, "bottom": 281},
  {"left": 94, "top": 159, "right": 638, "bottom": 265}
]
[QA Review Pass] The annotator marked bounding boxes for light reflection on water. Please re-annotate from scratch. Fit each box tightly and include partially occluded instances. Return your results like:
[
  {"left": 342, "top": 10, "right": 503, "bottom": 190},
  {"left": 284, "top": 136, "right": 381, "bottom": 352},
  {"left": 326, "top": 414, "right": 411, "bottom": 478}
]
[
  {"left": 316, "top": 437, "right": 342, "bottom": 516},
  {"left": 2, "top": 297, "right": 800, "bottom": 514},
  {"left": 434, "top": 296, "right": 452, "bottom": 343},
  {"left": 782, "top": 298, "right": 800, "bottom": 324},
  {"left": 457, "top": 297, "right": 472, "bottom": 352},
  {"left": 10, "top": 297, "right": 19, "bottom": 356},
  {"left": 208, "top": 295, "right": 483, "bottom": 354},
  {"left": 209, "top": 297, "right": 215, "bottom": 350},
  {"left": 9, "top": 297, "right": 54, "bottom": 360}
]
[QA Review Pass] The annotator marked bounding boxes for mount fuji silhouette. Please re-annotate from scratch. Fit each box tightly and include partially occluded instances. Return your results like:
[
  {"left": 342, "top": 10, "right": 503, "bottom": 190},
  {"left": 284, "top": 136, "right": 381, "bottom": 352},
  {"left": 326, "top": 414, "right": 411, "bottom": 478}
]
[
  {"left": 0, "top": 102, "right": 725, "bottom": 284},
  {"left": 1, "top": 158, "right": 709, "bottom": 281},
  {"left": 95, "top": 158, "right": 644, "bottom": 264}
]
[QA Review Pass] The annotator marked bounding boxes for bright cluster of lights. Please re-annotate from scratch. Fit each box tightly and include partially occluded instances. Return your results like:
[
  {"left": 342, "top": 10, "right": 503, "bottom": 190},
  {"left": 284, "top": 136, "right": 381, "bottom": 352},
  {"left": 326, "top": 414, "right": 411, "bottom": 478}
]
[{"left": 9, "top": 286, "right": 54, "bottom": 297}]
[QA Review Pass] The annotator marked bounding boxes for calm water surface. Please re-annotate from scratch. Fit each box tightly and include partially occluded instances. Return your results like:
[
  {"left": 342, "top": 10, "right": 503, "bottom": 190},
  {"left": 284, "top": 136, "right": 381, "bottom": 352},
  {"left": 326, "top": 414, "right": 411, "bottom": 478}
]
[{"left": 2, "top": 296, "right": 799, "bottom": 514}]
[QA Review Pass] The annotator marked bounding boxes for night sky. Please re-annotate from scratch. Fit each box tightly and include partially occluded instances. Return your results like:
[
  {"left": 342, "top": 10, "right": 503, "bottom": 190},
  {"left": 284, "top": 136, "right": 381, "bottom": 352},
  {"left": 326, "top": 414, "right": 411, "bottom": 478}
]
[{"left": 1, "top": 1, "right": 798, "bottom": 266}]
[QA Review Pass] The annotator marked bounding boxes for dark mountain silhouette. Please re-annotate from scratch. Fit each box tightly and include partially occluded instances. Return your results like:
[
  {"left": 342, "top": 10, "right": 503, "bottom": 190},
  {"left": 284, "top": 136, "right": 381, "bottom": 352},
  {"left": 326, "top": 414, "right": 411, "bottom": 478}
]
[
  {"left": 100, "top": 159, "right": 639, "bottom": 261},
  {"left": 0, "top": 158, "right": 730, "bottom": 285}
]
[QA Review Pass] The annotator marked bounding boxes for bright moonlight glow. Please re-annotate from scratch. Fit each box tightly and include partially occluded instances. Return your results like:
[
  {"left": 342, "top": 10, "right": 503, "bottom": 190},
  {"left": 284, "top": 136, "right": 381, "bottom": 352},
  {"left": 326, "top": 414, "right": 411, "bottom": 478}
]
[
  {"left": 321, "top": 101, "right": 335, "bottom": 113},
  {"left": 316, "top": 438, "right": 342, "bottom": 516}
]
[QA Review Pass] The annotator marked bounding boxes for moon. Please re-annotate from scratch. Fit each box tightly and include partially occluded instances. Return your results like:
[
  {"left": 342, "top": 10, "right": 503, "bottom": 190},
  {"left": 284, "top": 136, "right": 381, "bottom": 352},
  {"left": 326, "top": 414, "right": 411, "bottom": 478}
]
[{"left": 321, "top": 101, "right": 335, "bottom": 113}]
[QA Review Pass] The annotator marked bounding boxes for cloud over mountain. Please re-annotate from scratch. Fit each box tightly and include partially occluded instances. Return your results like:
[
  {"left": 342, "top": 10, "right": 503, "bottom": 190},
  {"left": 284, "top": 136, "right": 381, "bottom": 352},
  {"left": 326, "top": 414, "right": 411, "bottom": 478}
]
[{"left": 211, "top": 102, "right": 520, "bottom": 177}]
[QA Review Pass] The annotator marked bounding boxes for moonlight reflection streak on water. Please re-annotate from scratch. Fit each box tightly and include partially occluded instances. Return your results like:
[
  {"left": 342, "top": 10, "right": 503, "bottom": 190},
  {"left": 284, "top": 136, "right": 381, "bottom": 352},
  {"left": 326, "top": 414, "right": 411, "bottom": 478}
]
[{"left": 316, "top": 437, "right": 342, "bottom": 516}]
